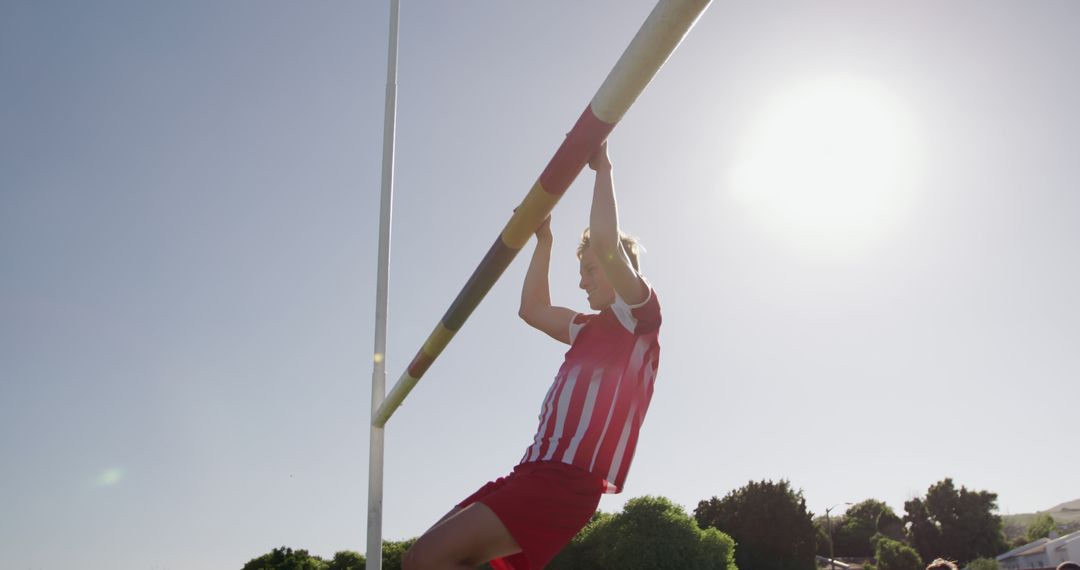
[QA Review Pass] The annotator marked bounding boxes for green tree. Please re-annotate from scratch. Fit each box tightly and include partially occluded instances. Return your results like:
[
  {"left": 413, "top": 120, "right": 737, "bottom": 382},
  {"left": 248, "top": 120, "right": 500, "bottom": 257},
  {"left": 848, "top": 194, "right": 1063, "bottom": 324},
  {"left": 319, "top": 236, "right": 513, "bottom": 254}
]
[
  {"left": 695, "top": 480, "right": 816, "bottom": 570},
  {"left": 1025, "top": 513, "right": 1057, "bottom": 543},
  {"left": 873, "top": 536, "right": 923, "bottom": 570},
  {"left": 824, "top": 499, "right": 906, "bottom": 558},
  {"left": 968, "top": 558, "right": 1001, "bottom": 570},
  {"left": 552, "top": 511, "right": 616, "bottom": 568},
  {"left": 380, "top": 538, "right": 417, "bottom": 570},
  {"left": 551, "top": 496, "right": 737, "bottom": 570},
  {"left": 242, "top": 546, "right": 328, "bottom": 570},
  {"left": 698, "top": 527, "right": 739, "bottom": 570},
  {"left": 904, "top": 495, "right": 942, "bottom": 560},
  {"left": 877, "top": 509, "right": 906, "bottom": 543},
  {"left": 903, "top": 479, "right": 1009, "bottom": 565},
  {"left": 341, "top": 538, "right": 496, "bottom": 570},
  {"left": 815, "top": 521, "right": 832, "bottom": 557},
  {"left": 326, "top": 550, "right": 364, "bottom": 570}
]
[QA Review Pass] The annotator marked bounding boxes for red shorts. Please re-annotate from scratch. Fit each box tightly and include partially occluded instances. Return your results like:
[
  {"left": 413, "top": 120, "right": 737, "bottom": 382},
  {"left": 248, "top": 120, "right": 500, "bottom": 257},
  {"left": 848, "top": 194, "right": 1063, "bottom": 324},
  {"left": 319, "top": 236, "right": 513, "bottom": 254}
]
[{"left": 456, "top": 461, "right": 605, "bottom": 570}]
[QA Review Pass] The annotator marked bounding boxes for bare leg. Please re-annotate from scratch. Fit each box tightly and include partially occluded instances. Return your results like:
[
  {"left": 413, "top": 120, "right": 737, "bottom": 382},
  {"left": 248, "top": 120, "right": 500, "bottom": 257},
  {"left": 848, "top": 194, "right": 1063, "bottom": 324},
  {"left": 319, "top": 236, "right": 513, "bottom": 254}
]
[
  {"left": 403, "top": 502, "right": 521, "bottom": 570},
  {"left": 425, "top": 507, "right": 463, "bottom": 534}
]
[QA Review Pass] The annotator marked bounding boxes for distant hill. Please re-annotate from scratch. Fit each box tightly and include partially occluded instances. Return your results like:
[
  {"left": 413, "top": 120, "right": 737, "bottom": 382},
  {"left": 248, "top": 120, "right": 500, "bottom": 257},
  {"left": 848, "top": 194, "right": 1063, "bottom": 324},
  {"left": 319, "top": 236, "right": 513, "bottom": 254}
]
[
  {"left": 1047, "top": 498, "right": 1080, "bottom": 519},
  {"left": 1002, "top": 499, "right": 1080, "bottom": 542}
]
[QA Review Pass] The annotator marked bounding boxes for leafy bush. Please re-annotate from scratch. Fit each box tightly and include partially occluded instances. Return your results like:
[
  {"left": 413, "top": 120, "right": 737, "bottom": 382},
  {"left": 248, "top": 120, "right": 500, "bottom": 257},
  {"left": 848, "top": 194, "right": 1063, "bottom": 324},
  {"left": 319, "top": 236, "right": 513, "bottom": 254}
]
[
  {"left": 242, "top": 546, "right": 329, "bottom": 570},
  {"left": 873, "top": 536, "right": 923, "bottom": 570},
  {"left": 327, "top": 550, "right": 364, "bottom": 570},
  {"left": 242, "top": 546, "right": 368, "bottom": 570},
  {"left": 380, "top": 538, "right": 417, "bottom": 570},
  {"left": 551, "top": 496, "right": 737, "bottom": 570},
  {"left": 968, "top": 558, "right": 1001, "bottom": 570}
]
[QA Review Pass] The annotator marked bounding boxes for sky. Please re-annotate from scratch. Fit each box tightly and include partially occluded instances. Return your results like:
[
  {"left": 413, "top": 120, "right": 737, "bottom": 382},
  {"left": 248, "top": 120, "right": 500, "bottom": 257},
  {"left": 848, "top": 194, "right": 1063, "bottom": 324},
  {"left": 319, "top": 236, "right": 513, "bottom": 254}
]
[{"left": 2, "top": 1, "right": 1079, "bottom": 569}]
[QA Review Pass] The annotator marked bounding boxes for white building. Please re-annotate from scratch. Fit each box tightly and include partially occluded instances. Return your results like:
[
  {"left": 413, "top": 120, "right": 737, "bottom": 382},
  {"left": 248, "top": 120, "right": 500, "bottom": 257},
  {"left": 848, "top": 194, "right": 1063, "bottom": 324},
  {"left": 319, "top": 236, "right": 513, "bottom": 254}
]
[
  {"left": 1047, "top": 531, "right": 1080, "bottom": 567},
  {"left": 997, "top": 531, "right": 1080, "bottom": 570}
]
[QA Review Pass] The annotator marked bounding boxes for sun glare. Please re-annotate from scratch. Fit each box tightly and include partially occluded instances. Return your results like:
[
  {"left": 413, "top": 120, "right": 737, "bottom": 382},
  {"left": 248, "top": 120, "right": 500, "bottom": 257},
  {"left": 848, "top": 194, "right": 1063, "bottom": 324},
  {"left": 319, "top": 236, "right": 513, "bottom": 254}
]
[
  {"left": 731, "top": 78, "right": 921, "bottom": 256},
  {"left": 96, "top": 467, "right": 125, "bottom": 486}
]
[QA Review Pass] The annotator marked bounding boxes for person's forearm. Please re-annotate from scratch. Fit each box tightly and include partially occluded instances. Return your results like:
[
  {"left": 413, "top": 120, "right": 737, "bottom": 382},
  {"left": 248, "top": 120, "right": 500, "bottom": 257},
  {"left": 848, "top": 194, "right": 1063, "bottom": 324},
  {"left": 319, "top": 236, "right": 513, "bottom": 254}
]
[
  {"left": 589, "top": 165, "right": 620, "bottom": 257},
  {"left": 519, "top": 238, "right": 553, "bottom": 317}
]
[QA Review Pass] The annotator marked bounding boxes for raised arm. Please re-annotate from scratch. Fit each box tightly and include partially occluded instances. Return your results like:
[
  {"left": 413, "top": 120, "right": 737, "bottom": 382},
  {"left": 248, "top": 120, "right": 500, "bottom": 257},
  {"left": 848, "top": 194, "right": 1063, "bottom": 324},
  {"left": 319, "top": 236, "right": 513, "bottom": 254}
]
[
  {"left": 519, "top": 216, "right": 577, "bottom": 344},
  {"left": 588, "top": 142, "right": 649, "bottom": 305}
]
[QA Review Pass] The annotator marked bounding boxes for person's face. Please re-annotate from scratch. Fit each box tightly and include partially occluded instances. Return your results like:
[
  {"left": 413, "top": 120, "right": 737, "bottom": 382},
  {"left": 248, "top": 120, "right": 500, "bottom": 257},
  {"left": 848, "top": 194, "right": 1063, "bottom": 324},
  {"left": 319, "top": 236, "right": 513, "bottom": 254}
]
[{"left": 579, "top": 247, "right": 615, "bottom": 310}]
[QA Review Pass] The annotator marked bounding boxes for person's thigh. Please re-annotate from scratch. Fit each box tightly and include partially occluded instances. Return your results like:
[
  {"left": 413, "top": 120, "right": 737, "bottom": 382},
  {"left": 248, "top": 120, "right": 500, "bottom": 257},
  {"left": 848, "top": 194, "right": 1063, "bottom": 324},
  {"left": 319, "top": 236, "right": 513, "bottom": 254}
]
[
  {"left": 424, "top": 507, "right": 462, "bottom": 534},
  {"left": 405, "top": 502, "right": 521, "bottom": 568}
]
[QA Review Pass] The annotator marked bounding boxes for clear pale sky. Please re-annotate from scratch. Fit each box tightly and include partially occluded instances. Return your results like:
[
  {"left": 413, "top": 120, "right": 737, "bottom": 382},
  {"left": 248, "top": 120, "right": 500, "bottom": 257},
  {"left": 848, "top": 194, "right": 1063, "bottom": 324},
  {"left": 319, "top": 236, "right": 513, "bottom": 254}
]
[{"left": 2, "top": 2, "right": 1078, "bottom": 569}]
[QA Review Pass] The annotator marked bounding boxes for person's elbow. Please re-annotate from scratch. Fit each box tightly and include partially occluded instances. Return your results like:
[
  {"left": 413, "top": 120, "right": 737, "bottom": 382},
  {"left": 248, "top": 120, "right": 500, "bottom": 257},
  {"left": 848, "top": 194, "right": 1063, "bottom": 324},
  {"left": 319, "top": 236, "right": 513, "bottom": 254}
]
[{"left": 518, "top": 305, "right": 537, "bottom": 326}]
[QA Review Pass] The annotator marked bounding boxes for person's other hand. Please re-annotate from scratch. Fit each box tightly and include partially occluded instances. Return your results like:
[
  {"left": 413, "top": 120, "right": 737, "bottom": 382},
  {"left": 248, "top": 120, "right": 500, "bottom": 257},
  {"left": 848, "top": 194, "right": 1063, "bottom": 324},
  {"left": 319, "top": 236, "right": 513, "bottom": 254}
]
[{"left": 588, "top": 141, "right": 611, "bottom": 172}]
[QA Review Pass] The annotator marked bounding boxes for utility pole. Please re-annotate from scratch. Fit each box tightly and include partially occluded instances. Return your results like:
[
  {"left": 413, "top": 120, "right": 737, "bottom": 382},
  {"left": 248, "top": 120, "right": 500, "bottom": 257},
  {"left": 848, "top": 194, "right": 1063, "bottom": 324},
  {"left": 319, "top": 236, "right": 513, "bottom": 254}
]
[{"left": 826, "top": 502, "right": 853, "bottom": 570}]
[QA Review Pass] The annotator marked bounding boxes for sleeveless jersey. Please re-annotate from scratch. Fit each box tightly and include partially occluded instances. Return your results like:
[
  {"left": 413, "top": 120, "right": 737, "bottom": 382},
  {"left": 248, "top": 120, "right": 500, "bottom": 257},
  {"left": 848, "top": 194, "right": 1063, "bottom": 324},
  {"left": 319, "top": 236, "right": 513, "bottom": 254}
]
[{"left": 519, "top": 287, "right": 661, "bottom": 493}]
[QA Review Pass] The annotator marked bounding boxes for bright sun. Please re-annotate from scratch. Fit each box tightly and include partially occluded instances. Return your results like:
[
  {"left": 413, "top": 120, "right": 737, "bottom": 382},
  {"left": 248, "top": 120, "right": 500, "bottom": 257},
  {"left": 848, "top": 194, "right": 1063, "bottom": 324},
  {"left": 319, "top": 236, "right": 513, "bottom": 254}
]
[{"left": 731, "top": 78, "right": 921, "bottom": 256}]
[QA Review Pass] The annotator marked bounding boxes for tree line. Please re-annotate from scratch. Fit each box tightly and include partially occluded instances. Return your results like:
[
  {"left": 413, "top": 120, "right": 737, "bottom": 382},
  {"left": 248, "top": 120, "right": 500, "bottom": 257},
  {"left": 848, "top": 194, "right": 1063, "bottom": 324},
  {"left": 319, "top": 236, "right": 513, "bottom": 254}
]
[{"left": 243, "top": 477, "right": 1046, "bottom": 570}]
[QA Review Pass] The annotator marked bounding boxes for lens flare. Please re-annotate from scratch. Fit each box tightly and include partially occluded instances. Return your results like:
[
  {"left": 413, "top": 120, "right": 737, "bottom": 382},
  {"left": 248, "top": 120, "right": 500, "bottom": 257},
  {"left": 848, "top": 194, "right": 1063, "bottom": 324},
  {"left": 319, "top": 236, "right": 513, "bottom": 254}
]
[{"left": 96, "top": 468, "right": 125, "bottom": 486}]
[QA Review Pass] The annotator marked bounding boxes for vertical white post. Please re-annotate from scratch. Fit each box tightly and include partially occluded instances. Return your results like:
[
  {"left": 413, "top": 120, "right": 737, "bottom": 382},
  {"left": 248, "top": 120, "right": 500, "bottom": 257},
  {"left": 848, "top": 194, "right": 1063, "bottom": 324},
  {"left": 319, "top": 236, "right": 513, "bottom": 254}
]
[{"left": 367, "top": 0, "right": 400, "bottom": 567}]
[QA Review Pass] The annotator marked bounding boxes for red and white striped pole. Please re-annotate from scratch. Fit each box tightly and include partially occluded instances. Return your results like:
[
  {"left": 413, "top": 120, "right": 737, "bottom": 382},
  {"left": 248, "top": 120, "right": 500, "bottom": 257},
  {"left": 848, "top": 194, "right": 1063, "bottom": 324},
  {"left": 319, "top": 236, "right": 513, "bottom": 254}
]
[{"left": 373, "top": 0, "right": 711, "bottom": 428}]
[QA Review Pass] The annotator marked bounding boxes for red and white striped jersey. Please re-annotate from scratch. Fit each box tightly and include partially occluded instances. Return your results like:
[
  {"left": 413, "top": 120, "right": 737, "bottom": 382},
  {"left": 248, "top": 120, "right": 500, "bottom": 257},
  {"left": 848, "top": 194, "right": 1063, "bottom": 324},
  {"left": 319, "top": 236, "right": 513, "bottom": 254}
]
[{"left": 519, "top": 286, "right": 662, "bottom": 493}]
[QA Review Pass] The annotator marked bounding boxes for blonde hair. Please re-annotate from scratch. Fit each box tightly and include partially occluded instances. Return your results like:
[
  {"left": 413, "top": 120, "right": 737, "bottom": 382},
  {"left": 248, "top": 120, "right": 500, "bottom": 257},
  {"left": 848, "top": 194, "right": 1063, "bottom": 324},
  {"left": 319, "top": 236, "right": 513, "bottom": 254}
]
[
  {"left": 927, "top": 559, "right": 959, "bottom": 570},
  {"left": 577, "top": 227, "right": 643, "bottom": 272}
]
